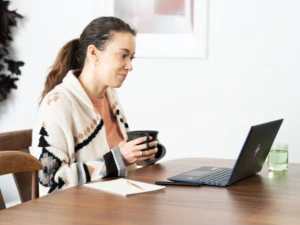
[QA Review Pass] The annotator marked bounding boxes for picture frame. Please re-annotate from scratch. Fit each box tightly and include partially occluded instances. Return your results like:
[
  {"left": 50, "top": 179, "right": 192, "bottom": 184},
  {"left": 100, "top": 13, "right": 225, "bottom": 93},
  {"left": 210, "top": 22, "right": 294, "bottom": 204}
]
[{"left": 103, "top": 0, "right": 208, "bottom": 58}]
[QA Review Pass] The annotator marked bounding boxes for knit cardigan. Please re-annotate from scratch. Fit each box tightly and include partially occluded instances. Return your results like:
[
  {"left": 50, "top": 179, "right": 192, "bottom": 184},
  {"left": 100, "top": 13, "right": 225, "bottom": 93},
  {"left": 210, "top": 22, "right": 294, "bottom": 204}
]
[{"left": 30, "top": 71, "right": 165, "bottom": 196}]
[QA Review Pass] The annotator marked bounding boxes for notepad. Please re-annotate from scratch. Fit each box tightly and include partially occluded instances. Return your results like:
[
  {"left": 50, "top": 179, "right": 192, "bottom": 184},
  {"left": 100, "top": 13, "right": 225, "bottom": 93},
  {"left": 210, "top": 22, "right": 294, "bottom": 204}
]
[{"left": 83, "top": 178, "right": 166, "bottom": 196}]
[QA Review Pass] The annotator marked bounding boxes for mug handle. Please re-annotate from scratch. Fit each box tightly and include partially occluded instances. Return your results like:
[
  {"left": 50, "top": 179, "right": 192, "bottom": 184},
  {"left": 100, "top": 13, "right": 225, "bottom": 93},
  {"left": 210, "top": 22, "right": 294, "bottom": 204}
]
[{"left": 156, "top": 141, "right": 166, "bottom": 160}]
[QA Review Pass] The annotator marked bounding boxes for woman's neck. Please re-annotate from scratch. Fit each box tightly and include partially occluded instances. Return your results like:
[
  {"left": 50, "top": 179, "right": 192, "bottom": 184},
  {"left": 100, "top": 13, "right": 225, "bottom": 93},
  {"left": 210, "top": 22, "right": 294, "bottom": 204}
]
[{"left": 77, "top": 67, "right": 107, "bottom": 99}]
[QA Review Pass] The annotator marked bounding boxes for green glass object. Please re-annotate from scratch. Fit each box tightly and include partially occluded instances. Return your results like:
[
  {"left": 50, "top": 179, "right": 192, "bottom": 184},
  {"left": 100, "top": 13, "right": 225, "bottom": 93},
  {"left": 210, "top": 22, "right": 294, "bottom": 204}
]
[{"left": 268, "top": 143, "right": 288, "bottom": 171}]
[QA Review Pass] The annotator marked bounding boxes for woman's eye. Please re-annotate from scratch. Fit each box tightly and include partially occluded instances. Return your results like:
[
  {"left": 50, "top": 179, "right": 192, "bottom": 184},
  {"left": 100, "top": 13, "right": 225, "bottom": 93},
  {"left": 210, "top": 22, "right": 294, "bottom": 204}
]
[
  {"left": 130, "top": 56, "right": 135, "bottom": 61},
  {"left": 121, "top": 54, "right": 127, "bottom": 59}
]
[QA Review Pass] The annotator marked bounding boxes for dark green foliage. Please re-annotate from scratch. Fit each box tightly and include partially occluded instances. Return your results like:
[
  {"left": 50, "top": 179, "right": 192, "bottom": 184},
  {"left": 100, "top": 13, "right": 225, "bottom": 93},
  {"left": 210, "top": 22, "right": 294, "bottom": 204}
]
[{"left": 0, "top": 0, "right": 24, "bottom": 101}]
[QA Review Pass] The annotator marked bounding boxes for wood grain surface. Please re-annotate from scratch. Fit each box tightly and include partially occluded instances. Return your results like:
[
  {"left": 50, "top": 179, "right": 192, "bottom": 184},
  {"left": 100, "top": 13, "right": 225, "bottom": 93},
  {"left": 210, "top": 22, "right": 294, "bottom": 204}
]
[{"left": 0, "top": 158, "right": 299, "bottom": 225}]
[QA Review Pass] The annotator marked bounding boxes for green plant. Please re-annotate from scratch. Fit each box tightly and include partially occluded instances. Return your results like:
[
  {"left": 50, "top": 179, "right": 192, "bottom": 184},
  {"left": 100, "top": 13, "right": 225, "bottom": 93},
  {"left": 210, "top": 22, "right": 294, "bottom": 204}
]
[{"left": 0, "top": 0, "right": 24, "bottom": 101}]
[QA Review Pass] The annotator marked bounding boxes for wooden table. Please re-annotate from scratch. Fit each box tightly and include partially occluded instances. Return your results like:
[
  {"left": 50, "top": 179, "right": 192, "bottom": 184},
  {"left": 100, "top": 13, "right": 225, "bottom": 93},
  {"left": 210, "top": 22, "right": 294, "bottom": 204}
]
[{"left": 1, "top": 158, "right": 300, "bottom": 225}]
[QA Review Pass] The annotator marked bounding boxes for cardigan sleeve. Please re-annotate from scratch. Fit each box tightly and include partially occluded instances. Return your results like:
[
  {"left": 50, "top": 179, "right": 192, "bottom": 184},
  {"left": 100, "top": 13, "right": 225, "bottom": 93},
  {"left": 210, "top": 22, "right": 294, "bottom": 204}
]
[{"left": 31, "top": 119, "right": 127, "bottom": 195}]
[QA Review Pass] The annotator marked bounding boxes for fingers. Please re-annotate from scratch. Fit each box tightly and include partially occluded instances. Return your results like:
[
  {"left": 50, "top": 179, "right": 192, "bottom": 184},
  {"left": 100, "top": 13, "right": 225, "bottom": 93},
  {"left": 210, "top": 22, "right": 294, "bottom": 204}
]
[
  {"left": 122, "top": 147, "right": 158, "bottom": 165},
  {"left": 120, "top": 137, "right": 157, "bottom": 165},
  {"left": 135, "top": 148, "right": 158, "bottom": 161},
  {"left": 135, "top": 141, "right": 158, "bottom": 151},
  {"left": 144, "top": 148, "right": 158, "bottom": 156},
  {"left": 130, "top": 136, "right": 153, "bottom": 145}
]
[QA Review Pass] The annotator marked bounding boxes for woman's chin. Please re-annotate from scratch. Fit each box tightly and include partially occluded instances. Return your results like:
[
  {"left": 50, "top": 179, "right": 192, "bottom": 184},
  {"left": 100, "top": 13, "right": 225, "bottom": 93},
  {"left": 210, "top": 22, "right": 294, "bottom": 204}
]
[{"left": 111, "top": 82, "right": 123, "bottom": 89}]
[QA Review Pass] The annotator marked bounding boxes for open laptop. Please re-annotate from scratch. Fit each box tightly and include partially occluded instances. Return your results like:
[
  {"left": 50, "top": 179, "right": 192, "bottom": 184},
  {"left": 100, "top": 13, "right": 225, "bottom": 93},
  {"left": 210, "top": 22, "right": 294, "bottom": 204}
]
[{"left": 168, "top": 119, "right": 283, "bottom": 186}]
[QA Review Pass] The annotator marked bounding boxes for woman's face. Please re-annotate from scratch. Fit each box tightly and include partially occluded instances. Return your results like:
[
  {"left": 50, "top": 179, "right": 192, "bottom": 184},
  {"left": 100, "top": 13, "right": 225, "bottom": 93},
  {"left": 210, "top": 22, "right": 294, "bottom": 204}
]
[{"left": 96, "top": 32, "right": 136, "bottom": 88}]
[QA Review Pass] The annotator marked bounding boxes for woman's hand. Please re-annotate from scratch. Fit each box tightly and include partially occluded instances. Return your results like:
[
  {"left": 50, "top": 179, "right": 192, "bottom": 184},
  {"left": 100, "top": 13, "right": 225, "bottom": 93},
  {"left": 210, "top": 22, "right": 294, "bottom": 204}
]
[{"left": 118, "top": 136, "right": 158, "bottom": 166}]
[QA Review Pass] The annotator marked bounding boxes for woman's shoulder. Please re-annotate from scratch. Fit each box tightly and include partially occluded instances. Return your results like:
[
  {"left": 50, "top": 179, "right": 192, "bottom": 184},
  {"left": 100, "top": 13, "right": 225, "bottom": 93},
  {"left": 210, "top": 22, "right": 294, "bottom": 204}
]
[
  {"left": 39, "top": 88, "right": 73, "bottom": 116},
  {"left": 33, "top": 89, "right": 73, "bottom": 134}
]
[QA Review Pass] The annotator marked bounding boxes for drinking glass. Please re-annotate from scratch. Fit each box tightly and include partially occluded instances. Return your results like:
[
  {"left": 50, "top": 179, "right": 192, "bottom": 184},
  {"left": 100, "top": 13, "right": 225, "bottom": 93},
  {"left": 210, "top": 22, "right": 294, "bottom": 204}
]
[{"left": 268, "top": 143, "right": 288, "bottom": 171}]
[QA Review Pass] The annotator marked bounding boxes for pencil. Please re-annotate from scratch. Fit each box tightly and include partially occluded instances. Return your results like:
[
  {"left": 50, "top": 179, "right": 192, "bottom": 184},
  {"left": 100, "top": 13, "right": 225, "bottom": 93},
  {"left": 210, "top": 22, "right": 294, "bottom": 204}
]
[{"left": 126, "top": 180, "right": 144, "bottom": 190}]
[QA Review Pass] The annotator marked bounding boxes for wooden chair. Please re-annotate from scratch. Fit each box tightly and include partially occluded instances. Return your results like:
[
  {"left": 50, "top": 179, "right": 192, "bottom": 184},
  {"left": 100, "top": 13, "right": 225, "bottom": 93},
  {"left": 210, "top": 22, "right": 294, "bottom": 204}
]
[{"left": 0, "top": 129, "right": 43, "bottom": 210}]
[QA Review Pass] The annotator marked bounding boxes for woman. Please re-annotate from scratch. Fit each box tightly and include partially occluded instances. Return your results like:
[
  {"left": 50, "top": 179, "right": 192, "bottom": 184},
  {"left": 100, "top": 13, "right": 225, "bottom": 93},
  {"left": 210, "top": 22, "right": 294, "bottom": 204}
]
[{"left": 30, "top": 17, "right": 166, "bottom": 195}]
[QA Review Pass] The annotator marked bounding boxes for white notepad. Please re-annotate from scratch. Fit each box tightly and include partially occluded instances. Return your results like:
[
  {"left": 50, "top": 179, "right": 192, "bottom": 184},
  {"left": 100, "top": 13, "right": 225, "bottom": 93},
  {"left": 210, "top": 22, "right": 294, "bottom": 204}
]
[{"left": 83, "top": 178, "right": 166, "bottom": 196}]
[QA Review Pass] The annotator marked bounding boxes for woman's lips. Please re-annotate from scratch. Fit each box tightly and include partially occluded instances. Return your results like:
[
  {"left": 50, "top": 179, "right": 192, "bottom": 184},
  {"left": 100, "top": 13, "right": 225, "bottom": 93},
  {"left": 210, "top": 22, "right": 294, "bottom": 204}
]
[{"left": 119, "top": 74, "right": 127, "bottom": 79}]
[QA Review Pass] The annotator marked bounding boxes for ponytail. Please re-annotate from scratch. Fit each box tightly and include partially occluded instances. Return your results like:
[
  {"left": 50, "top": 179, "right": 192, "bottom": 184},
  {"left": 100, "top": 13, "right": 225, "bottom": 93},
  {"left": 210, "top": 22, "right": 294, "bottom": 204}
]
[{"left": 39, "top": 38, "right": 80, "bottom": 104}]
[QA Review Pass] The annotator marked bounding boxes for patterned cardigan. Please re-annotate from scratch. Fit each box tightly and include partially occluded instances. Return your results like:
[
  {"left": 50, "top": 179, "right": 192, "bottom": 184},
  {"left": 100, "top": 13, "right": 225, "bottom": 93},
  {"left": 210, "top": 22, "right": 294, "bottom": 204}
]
[{"left": 30, "top": 71, "right": 165, "bottom": 196}]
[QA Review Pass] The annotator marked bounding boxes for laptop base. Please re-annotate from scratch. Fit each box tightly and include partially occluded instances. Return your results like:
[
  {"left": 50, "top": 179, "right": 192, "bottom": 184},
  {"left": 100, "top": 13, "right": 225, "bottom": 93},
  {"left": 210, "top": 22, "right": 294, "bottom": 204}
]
[{"left": 168, "top": 166, "right": 232, "bottom": 186}]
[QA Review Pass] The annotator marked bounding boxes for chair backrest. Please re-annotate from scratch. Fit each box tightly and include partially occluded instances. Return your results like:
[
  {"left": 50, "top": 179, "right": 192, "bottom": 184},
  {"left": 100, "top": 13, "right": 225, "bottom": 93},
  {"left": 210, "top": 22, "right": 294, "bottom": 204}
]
[{"left": 0, "top": 129, "right": 43, "bottom": 210}]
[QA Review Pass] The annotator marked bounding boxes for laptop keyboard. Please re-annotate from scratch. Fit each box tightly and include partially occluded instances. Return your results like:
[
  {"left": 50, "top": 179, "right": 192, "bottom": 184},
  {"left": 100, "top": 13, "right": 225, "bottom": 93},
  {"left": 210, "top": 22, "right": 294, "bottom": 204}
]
[{"left": 197, "top": 168, "right": 232, "bottom": 185}]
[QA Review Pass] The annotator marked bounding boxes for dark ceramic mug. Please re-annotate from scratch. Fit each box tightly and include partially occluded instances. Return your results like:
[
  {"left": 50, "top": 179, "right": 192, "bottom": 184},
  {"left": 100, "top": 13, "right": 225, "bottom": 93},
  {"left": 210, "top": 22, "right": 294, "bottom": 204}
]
[{"left": 126, "top": 130, "right": 166, "bottom": 158}]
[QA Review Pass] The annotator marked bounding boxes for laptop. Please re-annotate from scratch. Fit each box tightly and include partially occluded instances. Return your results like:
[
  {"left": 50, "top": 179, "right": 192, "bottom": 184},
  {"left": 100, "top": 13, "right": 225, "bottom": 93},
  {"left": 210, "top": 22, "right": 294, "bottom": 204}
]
[{"left": 168, "top": 119, "right": 283, "bottom": 186}]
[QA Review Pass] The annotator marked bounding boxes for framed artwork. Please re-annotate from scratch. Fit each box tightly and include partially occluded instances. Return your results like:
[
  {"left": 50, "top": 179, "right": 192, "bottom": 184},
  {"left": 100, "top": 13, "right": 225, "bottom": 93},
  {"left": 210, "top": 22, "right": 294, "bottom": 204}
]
[{"left": 104, "top": 0, "right": 208, "bottom": 58}]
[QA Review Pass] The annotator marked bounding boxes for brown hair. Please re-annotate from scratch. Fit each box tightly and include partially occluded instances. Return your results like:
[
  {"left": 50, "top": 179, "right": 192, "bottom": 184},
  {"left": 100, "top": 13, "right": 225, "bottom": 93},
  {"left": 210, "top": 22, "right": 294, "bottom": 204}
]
[{"left": 40, "top": 17, "right": 136, "bottom": 104}]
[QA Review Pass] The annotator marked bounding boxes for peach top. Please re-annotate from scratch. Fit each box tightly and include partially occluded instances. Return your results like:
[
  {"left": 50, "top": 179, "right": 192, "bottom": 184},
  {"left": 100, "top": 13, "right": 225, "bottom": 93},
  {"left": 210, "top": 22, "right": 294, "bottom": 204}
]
[{"left": 90, "top": 94, "right": 123, "bottom": 149}]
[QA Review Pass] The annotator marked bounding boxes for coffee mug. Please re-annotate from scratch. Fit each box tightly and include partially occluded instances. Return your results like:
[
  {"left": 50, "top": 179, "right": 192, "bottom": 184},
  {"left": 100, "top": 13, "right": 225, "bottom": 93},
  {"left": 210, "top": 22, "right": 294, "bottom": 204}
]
[{"left": 126, "top": 130, "right": 166, "bottom": 159}]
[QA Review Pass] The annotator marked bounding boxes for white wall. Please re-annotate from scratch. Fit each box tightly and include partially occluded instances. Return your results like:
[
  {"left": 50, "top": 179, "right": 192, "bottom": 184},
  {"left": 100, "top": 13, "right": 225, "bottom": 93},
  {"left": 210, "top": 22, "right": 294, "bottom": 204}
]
[{"left": 1, "top": 0, "right": 300, "bottom": 203}]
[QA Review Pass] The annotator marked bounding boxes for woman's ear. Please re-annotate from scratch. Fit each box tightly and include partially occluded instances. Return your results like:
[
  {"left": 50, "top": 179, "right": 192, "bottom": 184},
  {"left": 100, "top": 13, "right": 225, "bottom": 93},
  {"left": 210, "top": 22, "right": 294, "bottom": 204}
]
[{"left": 86, "top": 45, "right": 99, "bottom": 65}]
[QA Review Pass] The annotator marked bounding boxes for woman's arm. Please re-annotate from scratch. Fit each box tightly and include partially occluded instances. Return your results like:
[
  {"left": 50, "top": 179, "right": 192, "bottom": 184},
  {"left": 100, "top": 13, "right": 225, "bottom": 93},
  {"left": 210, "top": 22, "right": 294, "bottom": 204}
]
[{"left": 31, "top": 121, "right": 127, "bottom": 194}]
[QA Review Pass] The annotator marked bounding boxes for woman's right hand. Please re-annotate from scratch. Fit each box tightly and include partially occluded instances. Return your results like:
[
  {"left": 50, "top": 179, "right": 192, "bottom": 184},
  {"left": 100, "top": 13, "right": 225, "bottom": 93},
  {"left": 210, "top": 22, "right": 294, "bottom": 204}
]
[{"left": 118, "top": 137, "right": 158, "bottom": 166}]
